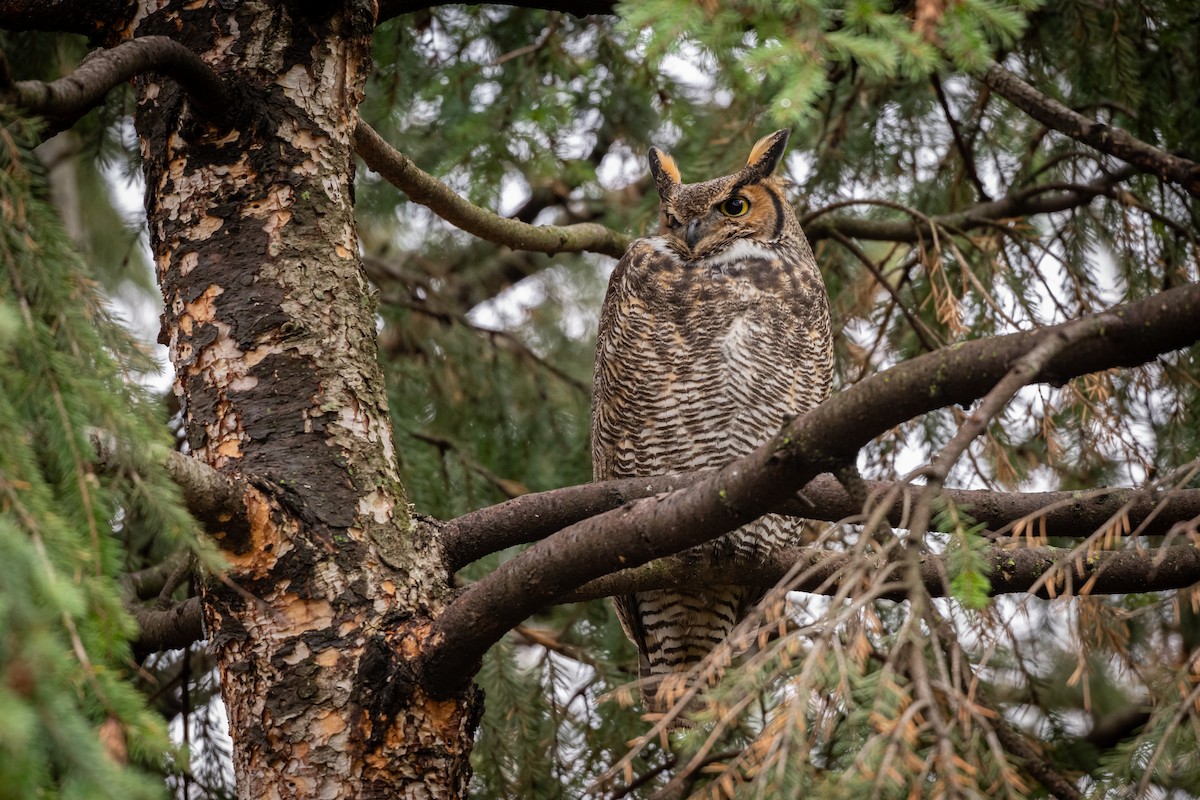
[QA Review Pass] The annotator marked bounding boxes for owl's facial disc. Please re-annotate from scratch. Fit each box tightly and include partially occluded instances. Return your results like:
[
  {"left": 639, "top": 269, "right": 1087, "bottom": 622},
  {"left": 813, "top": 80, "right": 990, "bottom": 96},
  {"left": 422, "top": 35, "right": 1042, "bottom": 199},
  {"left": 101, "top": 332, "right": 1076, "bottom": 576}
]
[{"left": 666, "top": 182, "right": 785, "bottom": 258}]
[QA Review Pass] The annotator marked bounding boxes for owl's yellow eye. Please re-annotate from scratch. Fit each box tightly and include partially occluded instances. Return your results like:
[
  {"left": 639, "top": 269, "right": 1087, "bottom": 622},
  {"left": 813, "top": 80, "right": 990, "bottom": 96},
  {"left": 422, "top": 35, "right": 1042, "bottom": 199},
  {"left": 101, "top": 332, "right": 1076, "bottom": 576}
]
[{"left": 719, "top": 195, "right": 750, "bottom": 217}]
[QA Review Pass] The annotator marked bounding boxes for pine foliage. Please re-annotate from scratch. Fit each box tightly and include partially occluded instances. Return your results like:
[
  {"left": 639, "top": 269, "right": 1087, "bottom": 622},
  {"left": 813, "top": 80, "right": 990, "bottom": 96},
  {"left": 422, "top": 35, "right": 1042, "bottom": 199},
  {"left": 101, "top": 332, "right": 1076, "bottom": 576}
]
[{"left": 0, "top": 109, "right": 198, "bottom": 799}]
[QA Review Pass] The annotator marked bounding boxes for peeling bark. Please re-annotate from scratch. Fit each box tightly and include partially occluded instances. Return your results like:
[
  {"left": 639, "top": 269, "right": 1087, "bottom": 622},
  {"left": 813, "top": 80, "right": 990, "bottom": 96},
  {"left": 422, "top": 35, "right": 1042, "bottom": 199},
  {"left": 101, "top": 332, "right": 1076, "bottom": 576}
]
[{"left": 129, "top": 2, "right": 478, "bottom": 796}]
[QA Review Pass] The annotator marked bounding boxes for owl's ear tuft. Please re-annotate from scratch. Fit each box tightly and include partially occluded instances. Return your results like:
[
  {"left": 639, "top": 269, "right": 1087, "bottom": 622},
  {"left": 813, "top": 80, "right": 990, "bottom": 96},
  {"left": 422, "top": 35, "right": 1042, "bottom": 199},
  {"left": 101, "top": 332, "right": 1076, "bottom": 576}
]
[
  {"left": 745, "top": 130, "right": 790, "bottom": 178},
  {"left": 648, "top": 147, "right": 681, "bottom": 199}
]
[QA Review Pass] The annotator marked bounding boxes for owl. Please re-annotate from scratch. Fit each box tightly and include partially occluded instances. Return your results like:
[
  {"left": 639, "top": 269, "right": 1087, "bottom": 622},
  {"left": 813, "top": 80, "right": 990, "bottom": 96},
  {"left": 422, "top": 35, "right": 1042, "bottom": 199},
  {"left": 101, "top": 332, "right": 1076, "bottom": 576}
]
[{"left": 590, "top": 130, "right": 834, "bottom": 713}]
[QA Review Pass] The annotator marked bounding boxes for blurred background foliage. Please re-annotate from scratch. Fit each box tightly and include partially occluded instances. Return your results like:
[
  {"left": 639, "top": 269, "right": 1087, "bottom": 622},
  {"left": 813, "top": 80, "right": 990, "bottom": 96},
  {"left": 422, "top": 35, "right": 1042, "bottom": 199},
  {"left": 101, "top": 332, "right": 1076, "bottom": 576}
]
[{"left": 3, "top": 0, "right": 1200, "bottom": 796}]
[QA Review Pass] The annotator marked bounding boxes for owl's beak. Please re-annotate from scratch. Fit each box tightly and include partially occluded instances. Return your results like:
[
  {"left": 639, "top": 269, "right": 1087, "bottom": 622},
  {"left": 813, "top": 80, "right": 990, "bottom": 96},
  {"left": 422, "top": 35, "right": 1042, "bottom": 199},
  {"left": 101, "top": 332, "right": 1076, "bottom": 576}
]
[{"left": 685, "top": 218, "right": 705, "bottom": 249}]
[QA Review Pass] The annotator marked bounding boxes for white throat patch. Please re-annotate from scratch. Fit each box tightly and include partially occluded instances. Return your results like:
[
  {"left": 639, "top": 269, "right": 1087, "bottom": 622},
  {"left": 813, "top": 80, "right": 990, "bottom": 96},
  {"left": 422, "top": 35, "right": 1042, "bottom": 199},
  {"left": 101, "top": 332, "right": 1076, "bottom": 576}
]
[{"left": 702, "top": 238, "right": 775, "bottom": 268}]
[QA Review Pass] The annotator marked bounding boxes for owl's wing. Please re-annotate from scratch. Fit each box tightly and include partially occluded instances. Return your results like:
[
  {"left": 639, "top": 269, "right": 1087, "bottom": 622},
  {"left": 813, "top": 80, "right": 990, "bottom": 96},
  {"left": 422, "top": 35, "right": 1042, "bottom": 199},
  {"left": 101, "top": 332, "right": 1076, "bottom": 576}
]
[
  {"left": 590, "top": 239, "right": 659, "bottom": 482},
  {"left": 612, "top": 592, "right": 653, "bottom": 677}
]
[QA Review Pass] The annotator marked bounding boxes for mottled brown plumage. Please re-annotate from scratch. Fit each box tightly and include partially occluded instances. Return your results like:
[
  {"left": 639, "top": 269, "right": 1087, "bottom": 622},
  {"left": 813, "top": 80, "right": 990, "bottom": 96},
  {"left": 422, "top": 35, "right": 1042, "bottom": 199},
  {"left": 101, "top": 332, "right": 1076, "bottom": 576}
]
[{"left": 590, "top": 131, "right": 833, "bottom": 712}]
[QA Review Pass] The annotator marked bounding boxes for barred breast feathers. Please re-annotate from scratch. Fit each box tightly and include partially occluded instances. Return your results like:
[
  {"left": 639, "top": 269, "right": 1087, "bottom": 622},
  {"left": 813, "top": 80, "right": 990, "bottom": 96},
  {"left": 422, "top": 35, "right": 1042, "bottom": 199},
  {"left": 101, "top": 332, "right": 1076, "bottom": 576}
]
[{"left": 590, "top": 131, "right": 835, "bottom": 712}]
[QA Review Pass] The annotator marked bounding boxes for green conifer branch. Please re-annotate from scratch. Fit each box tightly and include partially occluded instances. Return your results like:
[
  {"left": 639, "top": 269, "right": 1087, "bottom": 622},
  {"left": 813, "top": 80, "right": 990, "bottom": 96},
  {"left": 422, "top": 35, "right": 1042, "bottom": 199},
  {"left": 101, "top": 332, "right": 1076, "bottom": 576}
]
[{"left": 0, "top": 107, "right": 192, "bottom": 799}]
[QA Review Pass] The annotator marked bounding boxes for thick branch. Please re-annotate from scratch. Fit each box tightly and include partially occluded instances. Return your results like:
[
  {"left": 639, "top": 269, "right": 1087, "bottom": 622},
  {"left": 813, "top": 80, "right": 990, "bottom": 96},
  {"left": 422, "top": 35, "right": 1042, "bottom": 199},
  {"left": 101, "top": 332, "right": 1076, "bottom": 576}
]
[
  {"left": 558, "top": 543, "right": 1200, "bottom": 603},
  {"left": 161, "top": 450, "right": 244, "bottom": 522},
  {"left": 443, "top": 473, "right": 1200, "bottom": 570},
  {"left": 420, "top": 281, "right": 1200, "bottom": 696},
  {"left": 159, "top": 451, "right": 255, "bottom": 552},
  {"left": 5, "top": 36, "right": 232, "bottom": 132},
  {"left": 353, "top": 121, "right": 630, "bottom": 258},
  {"left": 979, "top": 61, "right": 1200, "bottom": 196},
  {"left": 132, "top": 596, "right": 204, "bottom": 655}
]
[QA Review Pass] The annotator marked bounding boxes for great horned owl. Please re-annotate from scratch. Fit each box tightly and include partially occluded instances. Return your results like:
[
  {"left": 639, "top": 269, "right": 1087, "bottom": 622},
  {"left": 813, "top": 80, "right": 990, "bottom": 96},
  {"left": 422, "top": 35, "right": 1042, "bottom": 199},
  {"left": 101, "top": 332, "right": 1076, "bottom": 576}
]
[{"left": 590, "top": 130, "right": 834, "bottom": 712}]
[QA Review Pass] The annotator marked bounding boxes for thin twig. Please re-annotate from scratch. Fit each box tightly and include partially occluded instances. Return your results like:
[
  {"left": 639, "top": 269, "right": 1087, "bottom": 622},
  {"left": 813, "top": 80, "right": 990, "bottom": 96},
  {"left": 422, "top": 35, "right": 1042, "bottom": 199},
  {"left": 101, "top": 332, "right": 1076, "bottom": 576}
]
[{"left": 932, "top": 73, "right": 990, "bottom": 201}]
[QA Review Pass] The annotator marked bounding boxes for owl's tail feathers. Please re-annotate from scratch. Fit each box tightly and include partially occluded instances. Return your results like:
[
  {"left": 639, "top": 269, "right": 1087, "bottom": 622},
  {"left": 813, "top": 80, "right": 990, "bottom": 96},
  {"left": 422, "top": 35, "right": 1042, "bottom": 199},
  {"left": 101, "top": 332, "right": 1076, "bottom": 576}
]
[
  {"left": 637, "top": 671, "right": 701, "bottom": 731},
  {"left": 628, "top": 585, "right": 759, "bottom": 726},
  {"left": 638, "top": 651, "right": 739, "bottom": 731}
]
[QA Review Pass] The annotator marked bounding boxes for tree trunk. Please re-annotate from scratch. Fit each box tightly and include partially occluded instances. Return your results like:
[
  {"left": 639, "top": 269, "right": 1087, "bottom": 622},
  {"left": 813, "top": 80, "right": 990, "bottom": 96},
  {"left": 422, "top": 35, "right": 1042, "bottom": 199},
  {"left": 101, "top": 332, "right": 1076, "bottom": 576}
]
[{"left": 131, "top": 2, "right": 479, "bottom": 796}]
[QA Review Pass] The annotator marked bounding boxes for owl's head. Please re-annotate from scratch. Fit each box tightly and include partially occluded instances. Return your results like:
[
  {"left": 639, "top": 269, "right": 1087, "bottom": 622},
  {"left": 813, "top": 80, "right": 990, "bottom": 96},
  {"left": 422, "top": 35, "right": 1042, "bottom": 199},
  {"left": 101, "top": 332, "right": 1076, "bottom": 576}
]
[{"left": 648, "top": 130, "right": 796, "bottom": 259}]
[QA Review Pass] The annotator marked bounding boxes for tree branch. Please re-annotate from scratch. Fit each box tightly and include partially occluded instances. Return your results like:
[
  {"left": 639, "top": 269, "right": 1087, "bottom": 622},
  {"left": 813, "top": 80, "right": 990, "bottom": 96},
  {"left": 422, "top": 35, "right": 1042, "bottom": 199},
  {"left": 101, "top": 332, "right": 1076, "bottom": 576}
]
[
  {"left": 420, "top": 281, "right": 1200, "bottom": 696},
  {"left": 931, "top": 73, "right": 990, "bottom": 202},
  {"left": 2, "top": 39, "right": 1151, "bottom": 265},
  {"left": 123, "top": 551, "right": 191, "bottom": 601},
  {"left": 157, "top": 451, "right": 254, "bottom": 552},
  {"left": 132, "top": 595, "right": 205, "bottom": 655},
  {"left": 91, "top": 430, "right": 253, "bottom": 551},
  {"left": 383, "top": 290, "right": 590, "bottom": 394},
  {"left": 556, "top": 542, "right": 1200, "bottom": 603},
  {"left": 991, "top": 700, "right": 1085, "bottom": 800},
  {"left": 898, "top": 315, "right": 1116, "bottom": 567},
  {"left": 443, "top": 473, "right": 1200, "bottom": 571},
  {"left": 353, "top": 121, "right": 630, "bottom": 257},
  {"left": 4, "top": 36, "right": 233, "bottom": 133},
  {"left": 801, "top": 165, "right": 1138, "bottom": 243},
  {"left": 360, "top": 112, "right": 1132, "bottom": 259},
  {"left": 979, "top": 61, "right": 1200, "bottom": 197}
]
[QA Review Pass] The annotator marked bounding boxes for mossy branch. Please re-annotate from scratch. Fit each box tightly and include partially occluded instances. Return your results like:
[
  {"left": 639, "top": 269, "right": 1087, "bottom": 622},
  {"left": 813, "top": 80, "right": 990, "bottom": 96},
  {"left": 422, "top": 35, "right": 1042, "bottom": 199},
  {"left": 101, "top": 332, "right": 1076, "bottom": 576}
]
[
  {"left": 3, "top": 36, "right": 232, "bottom": 133},
  {"left": 353, "top": 120, "right": 631, "bottom": 258}
]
